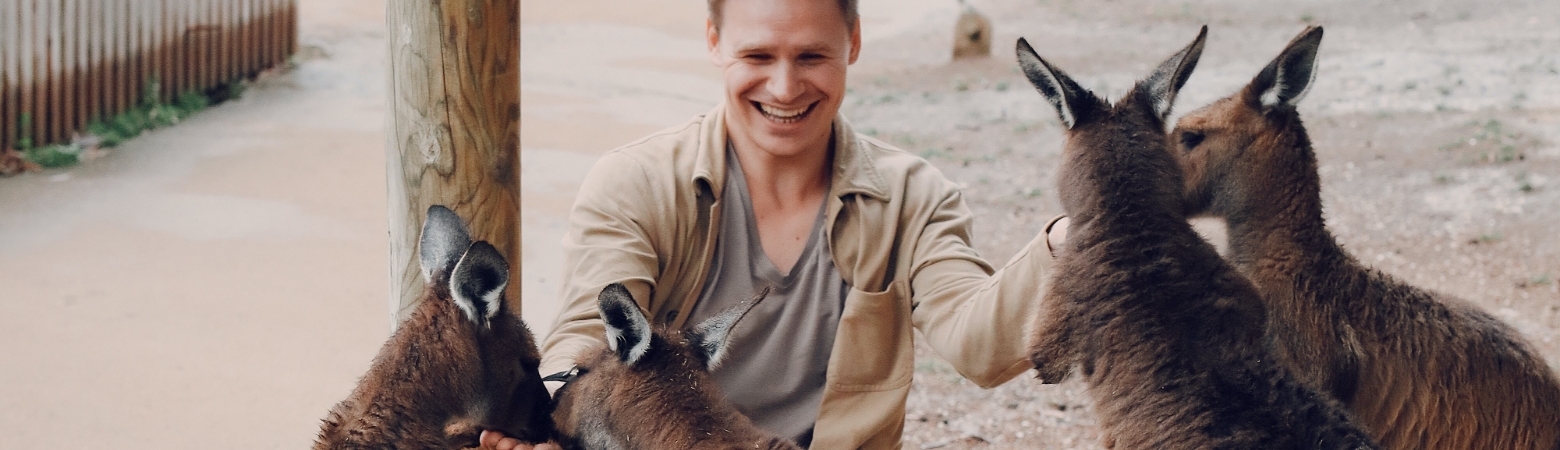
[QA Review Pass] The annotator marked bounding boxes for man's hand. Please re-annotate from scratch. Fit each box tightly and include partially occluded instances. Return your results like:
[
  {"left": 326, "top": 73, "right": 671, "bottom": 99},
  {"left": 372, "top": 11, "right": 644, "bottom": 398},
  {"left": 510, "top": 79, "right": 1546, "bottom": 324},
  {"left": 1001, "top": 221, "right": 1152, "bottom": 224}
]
[{"left": 478, "top": 430, "right": 561, "bottom": 450}]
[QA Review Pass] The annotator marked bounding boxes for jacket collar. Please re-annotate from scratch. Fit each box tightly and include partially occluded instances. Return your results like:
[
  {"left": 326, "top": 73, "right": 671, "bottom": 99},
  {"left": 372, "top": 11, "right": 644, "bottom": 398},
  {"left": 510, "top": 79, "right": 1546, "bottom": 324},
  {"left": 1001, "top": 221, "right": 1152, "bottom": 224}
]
[{"left": 692, "top": 103, "right": 891, "bottom": 203}]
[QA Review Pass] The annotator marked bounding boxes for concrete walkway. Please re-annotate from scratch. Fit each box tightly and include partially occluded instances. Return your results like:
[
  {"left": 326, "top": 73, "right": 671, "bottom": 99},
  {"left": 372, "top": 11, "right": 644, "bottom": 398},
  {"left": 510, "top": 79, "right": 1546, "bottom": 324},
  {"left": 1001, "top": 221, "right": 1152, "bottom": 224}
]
[{"left": 0, "top": 3, "right": 389, "bottom": 448}]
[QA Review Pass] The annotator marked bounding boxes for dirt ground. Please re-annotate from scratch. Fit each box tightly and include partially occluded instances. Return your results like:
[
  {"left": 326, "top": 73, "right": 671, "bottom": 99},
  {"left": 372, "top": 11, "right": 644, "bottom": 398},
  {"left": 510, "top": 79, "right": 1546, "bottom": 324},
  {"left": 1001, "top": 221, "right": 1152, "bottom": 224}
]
[{"left": 0, "top": 0, "right": 1554, "bottom": 448}]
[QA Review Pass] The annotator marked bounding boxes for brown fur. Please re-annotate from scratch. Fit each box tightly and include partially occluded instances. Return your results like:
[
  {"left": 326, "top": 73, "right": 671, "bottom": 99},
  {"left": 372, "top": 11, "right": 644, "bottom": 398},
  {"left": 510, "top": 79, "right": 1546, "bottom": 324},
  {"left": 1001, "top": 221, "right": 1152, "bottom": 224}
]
[
  {"left": 1172, "top": 26, "right": 1560, "bottom": 450},
  {"left": 314, "top": 208, "right": 553, "bottom": 449},
  {"left": 1021, "top": 28, "right": 1377, "bottom": 449},
  {"left": 548, "top": 284, "right": 799, "bottom": 450}
]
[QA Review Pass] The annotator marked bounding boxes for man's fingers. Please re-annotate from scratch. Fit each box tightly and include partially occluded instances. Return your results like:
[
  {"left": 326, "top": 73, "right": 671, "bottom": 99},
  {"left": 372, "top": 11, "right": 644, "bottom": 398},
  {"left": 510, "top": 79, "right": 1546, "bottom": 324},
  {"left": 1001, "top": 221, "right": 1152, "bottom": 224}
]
[
  {"left": 478, "top": 430, "right": 515, "bottom": 450},
  {"left": 479, "top": 430, "right": 560, "bottom": 450}
]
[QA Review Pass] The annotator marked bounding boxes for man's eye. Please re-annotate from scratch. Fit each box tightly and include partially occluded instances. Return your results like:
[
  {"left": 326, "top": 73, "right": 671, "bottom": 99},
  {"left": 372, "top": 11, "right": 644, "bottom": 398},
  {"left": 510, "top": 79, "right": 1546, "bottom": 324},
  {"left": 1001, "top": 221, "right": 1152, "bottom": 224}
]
[{"left": 1180, "top": 131, "right": 1205, "bottom": 150}]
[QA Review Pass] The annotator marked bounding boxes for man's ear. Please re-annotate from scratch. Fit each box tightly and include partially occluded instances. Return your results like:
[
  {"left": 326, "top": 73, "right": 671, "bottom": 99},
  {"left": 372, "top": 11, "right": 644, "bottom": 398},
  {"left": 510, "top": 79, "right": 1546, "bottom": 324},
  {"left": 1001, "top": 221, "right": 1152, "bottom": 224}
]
[
  {"left": 847, "top": 19, "right": 862, "bottom": 64},
  {"left": 707, "top": 19, "right": 723, "bottom": 66}
]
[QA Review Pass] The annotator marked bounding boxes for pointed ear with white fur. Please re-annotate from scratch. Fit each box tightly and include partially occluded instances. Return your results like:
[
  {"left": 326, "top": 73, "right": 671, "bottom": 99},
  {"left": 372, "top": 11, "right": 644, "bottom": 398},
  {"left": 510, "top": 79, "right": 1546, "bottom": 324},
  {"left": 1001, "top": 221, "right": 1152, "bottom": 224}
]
[
  {"left": 449, "top": 241, "right": 508, "bottom": 329},
  {"left": 1016, "top": 37, "right": 1099, "bottom": 129},
  {"left": 598, "top": 283, "right": 652, "bottom": 366},
  {"left": 686, "top": 288, "right": 769, "bottom": 371},
  {"left": 1139, "top": 25, "right": 1208, "bottom": 121},
  {"left": 419, "top": 205, "right": 472, "bottom": 283},
  {"left": 1251, "top": 26, "right": 1323, "bottom": 108}
]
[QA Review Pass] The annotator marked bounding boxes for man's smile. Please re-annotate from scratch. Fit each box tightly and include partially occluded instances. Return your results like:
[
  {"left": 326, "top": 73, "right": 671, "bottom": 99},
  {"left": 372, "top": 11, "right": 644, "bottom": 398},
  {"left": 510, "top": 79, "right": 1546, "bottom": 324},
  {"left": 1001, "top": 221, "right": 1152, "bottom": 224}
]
[{"left": 754, "top": 101, "right": 816, "bottom": 124}]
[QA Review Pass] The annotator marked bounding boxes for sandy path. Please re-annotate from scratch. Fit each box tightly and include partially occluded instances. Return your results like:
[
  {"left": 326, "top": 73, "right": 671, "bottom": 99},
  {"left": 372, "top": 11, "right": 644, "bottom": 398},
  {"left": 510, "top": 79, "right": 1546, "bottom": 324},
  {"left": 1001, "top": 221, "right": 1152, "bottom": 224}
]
[{"left": 0, "top": 2, "right": 388, "bottom": 448}]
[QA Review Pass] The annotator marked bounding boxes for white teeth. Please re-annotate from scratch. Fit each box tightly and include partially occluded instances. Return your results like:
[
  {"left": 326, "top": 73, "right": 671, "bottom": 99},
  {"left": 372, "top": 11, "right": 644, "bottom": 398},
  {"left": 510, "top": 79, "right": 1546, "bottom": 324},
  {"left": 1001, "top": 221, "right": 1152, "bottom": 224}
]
[{"left": 759, "top": 103, "right": 807, "bottom": 119}]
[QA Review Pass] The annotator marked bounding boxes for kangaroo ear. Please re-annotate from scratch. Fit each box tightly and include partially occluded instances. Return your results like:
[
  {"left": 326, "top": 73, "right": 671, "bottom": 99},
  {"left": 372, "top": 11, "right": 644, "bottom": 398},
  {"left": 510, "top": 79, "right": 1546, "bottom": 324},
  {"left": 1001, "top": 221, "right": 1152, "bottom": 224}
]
[
  {"left": 1251, "top": 26, "right": 1323, "bottom": 108},
  {"left": 449, "top": 241, "right": 508, "bottom": 329},
  {"left": 419, "top": 205, "right": 472, "bottom": 283},
  {"left": 1016, "top": 37, "right": 1097, "bottom": 129},
  {"left": 686, "top": 288, "right": 769, "bottom": 371},
  {"left": 1139, "top": 25, "right": 1207, "bottom": 121},
  {"left": 598, "top": 283, "right": 652, "bottom": 365}
]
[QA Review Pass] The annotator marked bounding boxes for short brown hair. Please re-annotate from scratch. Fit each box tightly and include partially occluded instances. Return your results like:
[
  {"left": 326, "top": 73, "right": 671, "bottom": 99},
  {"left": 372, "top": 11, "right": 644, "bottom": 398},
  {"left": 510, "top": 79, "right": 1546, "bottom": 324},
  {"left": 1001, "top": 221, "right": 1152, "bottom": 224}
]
[{"left": 708, "top": 0, "right": 859, "bottom": 34}]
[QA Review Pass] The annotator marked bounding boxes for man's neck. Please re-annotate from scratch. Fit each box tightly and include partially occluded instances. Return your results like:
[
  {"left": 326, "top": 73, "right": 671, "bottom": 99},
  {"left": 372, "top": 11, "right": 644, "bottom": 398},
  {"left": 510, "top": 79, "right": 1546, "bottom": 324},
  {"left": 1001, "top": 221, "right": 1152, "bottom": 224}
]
[{"left": 728, "top": 135, "right": 833, "bottom": 210}]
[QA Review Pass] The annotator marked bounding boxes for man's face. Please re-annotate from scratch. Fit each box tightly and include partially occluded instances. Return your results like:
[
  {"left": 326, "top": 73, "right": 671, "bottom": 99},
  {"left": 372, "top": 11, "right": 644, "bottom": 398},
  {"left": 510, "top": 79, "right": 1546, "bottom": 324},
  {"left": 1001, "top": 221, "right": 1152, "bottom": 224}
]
[{"left": 708, "top": 0, "right": 860, "bottom": 160}]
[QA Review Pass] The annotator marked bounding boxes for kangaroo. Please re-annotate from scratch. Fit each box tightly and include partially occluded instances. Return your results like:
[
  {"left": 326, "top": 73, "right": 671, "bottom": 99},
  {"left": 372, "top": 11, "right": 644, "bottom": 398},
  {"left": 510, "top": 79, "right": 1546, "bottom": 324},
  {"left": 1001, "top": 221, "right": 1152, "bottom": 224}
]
[
  {"left": 1021, "top": 26, "right": 1377, "bottom": 449},
  {"left": 546, "top": 283, "right": 799, "bottom": 450},
  {"left": 314, "top": 205, "right": 554, "bottom": 449},
  {"left": 1171, "top": 26, "right": 1560, "bottom": 450}
]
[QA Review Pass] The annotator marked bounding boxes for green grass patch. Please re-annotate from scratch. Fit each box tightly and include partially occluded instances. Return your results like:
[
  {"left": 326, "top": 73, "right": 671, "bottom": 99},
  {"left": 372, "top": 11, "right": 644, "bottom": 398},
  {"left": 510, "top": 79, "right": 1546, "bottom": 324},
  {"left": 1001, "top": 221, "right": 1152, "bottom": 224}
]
[{"left": 14, "top": 75, "right": 247, "bottom": 169}]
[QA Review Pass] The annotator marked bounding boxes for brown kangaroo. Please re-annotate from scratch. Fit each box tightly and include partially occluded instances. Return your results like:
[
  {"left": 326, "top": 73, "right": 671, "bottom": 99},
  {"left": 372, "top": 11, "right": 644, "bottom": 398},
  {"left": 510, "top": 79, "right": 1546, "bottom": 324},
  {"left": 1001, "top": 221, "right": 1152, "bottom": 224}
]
[
  {"left": 1171, "top": 26, "right": 1560, "bottom": 450},
  {"left": 1021, "top": 26, "right": 1377, "bottom": 449},
  {"left": 546, "top": 283, "right": 799, "bottom": 450},
  {"left": 314, "top": 205, "right": 554, "bottom": 449}
]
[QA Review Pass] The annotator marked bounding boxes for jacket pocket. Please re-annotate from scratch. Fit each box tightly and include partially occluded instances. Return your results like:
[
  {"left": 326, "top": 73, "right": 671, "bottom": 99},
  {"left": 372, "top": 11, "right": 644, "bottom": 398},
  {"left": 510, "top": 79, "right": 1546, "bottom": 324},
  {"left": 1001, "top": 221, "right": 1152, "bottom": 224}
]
[{"left": 829, "top": 280, "right": 914, "bottom": 392}]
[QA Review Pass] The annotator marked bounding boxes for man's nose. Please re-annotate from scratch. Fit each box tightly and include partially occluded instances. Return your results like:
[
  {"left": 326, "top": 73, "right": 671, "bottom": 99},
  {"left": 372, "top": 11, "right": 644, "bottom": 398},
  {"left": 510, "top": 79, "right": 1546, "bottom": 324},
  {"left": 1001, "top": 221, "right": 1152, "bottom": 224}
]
[{"left": 765, "top": 62, "right": 804, "bottom": 103}]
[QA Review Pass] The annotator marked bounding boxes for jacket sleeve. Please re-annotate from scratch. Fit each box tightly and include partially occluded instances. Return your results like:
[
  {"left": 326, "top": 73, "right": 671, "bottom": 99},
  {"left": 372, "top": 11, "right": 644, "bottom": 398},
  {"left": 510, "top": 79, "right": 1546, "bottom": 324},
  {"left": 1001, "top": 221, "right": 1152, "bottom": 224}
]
[
  {"left": 907, "top": 179, "right": 1060, "bottom": 388},
  {"left": 538, "top": 151, "right": 662, "bottom": 378}
]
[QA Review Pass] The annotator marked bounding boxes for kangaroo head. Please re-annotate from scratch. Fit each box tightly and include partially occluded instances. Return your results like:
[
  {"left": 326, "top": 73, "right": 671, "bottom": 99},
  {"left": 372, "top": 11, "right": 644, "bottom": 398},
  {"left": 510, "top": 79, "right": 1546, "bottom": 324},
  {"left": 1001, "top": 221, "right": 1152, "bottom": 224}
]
[
  {"left": 415, "top": 205, "right": 554, "bottom": 444},
  {"left": 1016, "top": 26, "right": 1207, "bottom": 220},
  {"left": 547, "top": 283, "right": 767, "bottom": 448},
  {"left": 1171, "top": 27, "right": 1324, "bottom": 219}
]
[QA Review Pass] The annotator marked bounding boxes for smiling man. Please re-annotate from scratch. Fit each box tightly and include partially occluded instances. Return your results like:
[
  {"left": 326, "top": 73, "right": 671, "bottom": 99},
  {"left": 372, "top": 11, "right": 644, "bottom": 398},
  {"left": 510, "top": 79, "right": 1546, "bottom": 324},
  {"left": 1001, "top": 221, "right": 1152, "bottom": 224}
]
[{"left": 485, "top": 0, "right": 1064, "bottom": 448}]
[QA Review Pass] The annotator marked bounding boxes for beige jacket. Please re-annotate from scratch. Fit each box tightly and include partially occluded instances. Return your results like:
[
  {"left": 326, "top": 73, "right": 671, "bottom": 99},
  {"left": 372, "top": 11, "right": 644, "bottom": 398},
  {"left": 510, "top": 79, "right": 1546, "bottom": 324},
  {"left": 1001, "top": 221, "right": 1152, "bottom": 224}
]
[{"left": 540, "top": 104, "right": 1056, "bottom": 449}]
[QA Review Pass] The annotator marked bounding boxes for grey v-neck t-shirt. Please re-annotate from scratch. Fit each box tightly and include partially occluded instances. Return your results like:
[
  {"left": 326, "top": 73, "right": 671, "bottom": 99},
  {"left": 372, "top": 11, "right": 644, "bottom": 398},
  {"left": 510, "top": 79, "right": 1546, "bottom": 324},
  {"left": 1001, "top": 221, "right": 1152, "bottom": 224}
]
[{"left": 683, "top": 147, "right": 849, "bottom": 447}]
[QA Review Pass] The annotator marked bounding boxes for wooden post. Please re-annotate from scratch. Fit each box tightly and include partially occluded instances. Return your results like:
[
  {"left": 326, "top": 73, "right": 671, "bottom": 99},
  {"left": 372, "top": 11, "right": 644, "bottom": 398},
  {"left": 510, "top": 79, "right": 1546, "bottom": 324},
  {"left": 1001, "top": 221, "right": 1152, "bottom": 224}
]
[{"left": 386, "top": 0, "right": 520, "bottom": 327}]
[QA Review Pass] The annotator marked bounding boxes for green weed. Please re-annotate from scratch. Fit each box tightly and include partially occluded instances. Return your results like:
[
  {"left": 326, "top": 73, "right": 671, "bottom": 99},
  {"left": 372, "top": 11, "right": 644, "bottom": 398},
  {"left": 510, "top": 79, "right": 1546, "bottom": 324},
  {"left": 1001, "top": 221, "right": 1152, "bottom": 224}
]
[{"left": 14, "top": 74, "right": 242, "bottom": 169}]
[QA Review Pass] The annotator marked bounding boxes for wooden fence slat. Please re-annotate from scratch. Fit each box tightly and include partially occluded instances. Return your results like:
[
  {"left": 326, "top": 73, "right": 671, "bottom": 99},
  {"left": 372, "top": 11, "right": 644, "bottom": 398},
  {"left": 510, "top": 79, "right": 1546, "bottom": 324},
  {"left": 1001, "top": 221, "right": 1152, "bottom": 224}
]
[
  {"left": 115, "top": 0, "right": 128, "bottom": 119},
  {"left": 207, "top": 0, "right": 216, "bottom": 89},
  {"left": 227, "top": 0, "right": 237, "bottom": 82},
  {"left": 2, "top": 0, "right": 14, "bottom": 150},
  {"left": 160, "top": 0, "right": 171, "bottom": 102},
  {"left": 87, "top": 0, "right": 99, "bottom": 124},
  {"left": 205, "top": 0, "right": 216, "bottom": 89},
  {"left": 26, "top": 0, "right": 41, "bottom": 146},
  {"left": 33, "top": 0, "right": 46, "bottom": 146},
  {"left": 217, "top": 0, "right": 227, "bottom": 84},
  {"left": 100, "top": 0, "right": 114, "bottom": 120},
  {"left": 3, "top": 1, "right": 14, "bottom": 150},
  {"left": 147, "top": 0, "right": 161, "bottom": 104},
  {"left": 177, "top": 0, "right": 189, "bottom": 97},
  {"left": 287, "top": 0, "right": 297, "bottom": 65},
  {"left": 70, "top": 0, "right": 83, "bottom": 129},
  {"left": 62, "top": 0, "right": 71, "bottom": 135},
  {"left": 240, "top": 0, "right": 251, "bottom": 75},
  {"left": 237, "top": 0, "right": 249, "bottom": 75},
  {"left": 138, "top": 0, "right": 146, "bottom": 103},
  {"left": 44, "top": 0, "right": 56, "bottom": 143},
  {"left": 257, "top": 0, "right": 269, "bottom": 77}
]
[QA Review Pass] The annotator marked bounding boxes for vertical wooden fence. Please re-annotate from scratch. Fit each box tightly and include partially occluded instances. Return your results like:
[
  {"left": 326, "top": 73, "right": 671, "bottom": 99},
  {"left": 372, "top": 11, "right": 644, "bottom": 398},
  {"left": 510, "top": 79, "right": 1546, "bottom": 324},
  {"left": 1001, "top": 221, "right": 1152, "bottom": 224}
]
[{"left": 0, "top": 0, "right": 297, "bottom": 151}]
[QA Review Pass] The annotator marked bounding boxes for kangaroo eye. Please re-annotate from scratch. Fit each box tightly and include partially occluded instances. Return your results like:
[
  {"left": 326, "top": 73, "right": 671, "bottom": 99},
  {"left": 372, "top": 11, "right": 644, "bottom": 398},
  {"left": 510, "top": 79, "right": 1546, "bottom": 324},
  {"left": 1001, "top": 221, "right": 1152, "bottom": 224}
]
[{"left": 1179, "top": 131, "right": 1205, "bottom": 151}]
